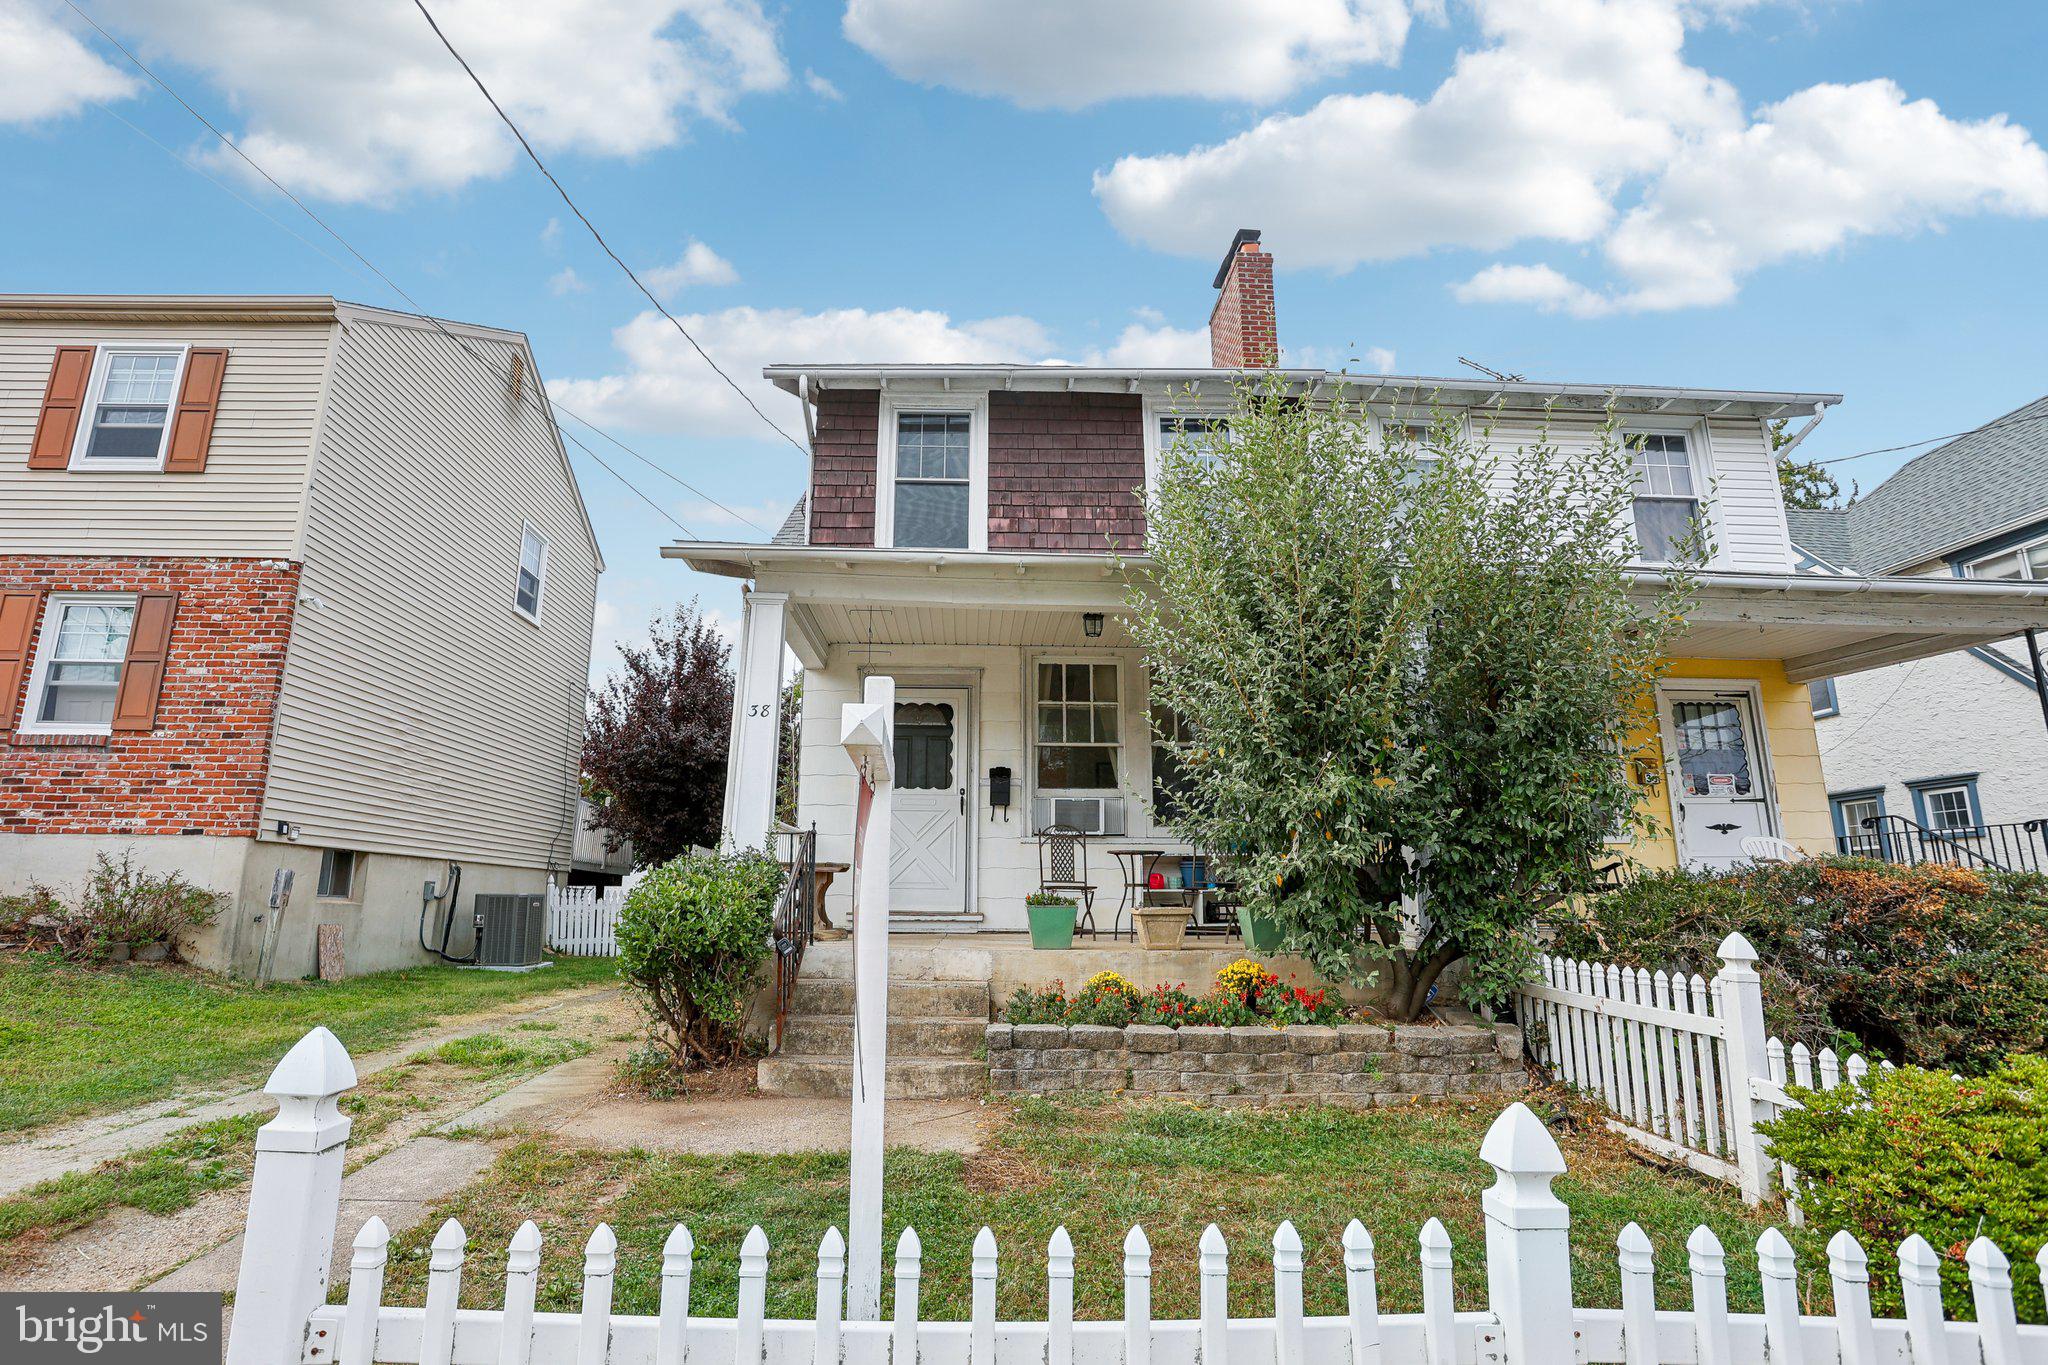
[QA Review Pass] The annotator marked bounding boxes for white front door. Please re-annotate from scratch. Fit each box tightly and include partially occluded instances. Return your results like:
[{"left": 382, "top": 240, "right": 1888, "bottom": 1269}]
[
  {"left": 888, "top": 688, "right": 971, "bottom": 917},
  {"left": 1661, "top": 689, "right": 1776, "bottom": 871}
]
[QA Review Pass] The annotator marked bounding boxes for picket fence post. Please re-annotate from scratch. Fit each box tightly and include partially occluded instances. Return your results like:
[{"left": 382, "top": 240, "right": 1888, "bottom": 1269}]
[
  {"left": 225, "top": 1027, "right": 357, "bottom": 1365},
  {"left": 1479, "top": 1102, "right": 1574, "bottom": 1365},
  {"left": 1711, "top": 932, "right": 1774, "bottom": 1204}
]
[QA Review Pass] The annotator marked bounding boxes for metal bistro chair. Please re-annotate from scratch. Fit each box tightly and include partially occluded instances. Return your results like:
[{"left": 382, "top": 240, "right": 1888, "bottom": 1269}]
[{"left": 1035, "top": 824, "right": 1099, "bottom": 936}]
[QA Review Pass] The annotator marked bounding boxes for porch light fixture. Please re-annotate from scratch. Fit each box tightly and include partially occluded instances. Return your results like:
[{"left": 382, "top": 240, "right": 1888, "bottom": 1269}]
[{"left": 1082, "top": 612, "right": 1104, "bottom": 638}]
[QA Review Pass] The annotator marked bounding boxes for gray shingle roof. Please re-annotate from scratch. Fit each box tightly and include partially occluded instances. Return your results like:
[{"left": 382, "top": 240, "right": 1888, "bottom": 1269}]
[
  {"left": 1826, "top": 394, "right": 2048, "bottom": 573},
  {"left": 771, "top": 495, "right": 807, "bottom": 546},
  {"left": 1785, "top": 507, "right": 1860, "bottom": 571}
]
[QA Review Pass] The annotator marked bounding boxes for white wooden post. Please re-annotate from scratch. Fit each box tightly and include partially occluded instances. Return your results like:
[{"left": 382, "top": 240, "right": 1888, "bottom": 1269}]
[
  {"left": 1341, "top": 1221, "right": 1380, "bottom": 1365},
  {"left": 658, "top": 1225, "right": 695, "bottom": 1365},
  {"left": 579, "top": 1225, "right": 618, "bottom": 1365},
  {"left": 842, "top": 674, "right": 896, "bottom": 1319},
  {"left": 1617, "top": 1223, "right": 1657, "bottom": 1365},
  {"left": 1687, "top": 1226, "right": 1731, "bottom": 1365},
  {"left": 1898, "top": 1235, "right": 1952, "bottom": 1365},
  {"left": 892, "top": 1227, "right": 922, "bottom": 1365},
  {"left": 1966, "top": 1238, "right": 2022, "bottom": 1365},
  {"left": 1478, "top": 1102, "right": 1573, "bottom": 1365},
  {"left": 1416, "top": 1220, "right": 1454, "bottom": 1365},
  {"left": 1047, "top": 1227, "right": 1074, "bottom": 1365},
  {"left": 341, "top": 1217, "right": 390, "bottom": 1365},
  {"left": 422, "top": 1220, "right": 467, "bottom": 1365},
  {"left": 736, "top": 1226, "right": 768, "bottom": 1365},
  {"left": 1122, "top": 1225, "right": 1151, "bottom": 1365},
  {"left": 723, "top": 587, "right": 789, "bottom": 852},
  {"left": 1198, "top": 1224, "right": 1229, "bottom": 1365},
  {"left": 1712, "top": 932, "right": 1774, "bottom": 1204},
  {"left": 500, "top": 1221, "right": 542, "bottom": 1365},
  {"left": 971, "top": 1228, "right": 998, "bottom": 1365},
  {"left": 1825, "top": 1232, "right": 1876, "bottom": 1365},
  {"left": 226, "top": 1026, "right": 358, "bottom": 1365},
  {"left": 814, "top": 1228, "right": 845, "bottom": 1365},
  {"left": 1756, "top": 1229, "right": 1805, "bottom": 1365},
  {"left": 1272, "top": 1221, "right": 1304, "bottom": 1365}
]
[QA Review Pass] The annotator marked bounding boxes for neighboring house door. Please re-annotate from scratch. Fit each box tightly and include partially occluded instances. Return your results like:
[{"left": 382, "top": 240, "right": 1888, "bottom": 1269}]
[
  {"left": 888, "top": 688, "right": 971, "bottom": 918},
  {"left": 1660, "top": 688, "right": 1776, "bottom": 871}
]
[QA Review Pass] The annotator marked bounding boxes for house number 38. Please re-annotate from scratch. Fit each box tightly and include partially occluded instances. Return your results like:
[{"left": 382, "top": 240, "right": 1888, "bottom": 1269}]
[{"left": 748, "top": 704, "right": 772, "bottom": 717}]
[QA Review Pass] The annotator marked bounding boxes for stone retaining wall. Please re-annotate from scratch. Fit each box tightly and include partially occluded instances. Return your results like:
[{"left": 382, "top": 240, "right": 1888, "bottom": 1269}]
[{"left": 986, "top": 1009, "right": 1527, "bottom": 1106}]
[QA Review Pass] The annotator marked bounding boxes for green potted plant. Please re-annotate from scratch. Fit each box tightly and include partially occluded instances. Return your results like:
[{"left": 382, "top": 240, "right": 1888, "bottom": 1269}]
[
  {"left": 1238, "top": 906, "right": 1284, "bottom": 953},
  {"left": 1025, "top": 891, "right": 1079, "bottom": 950}
]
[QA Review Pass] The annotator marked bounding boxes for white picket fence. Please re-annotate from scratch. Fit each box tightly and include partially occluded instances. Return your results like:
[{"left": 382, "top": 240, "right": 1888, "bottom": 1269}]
[
  {"left": 546, "top": 886, "right": 624, "bottom": 957},
  {"left": 1512, "top": 931, "right": 1895, "bottom": 1217},
  {"left": 226, "top": 1027, "right": 2048, "bottom": 1365}
]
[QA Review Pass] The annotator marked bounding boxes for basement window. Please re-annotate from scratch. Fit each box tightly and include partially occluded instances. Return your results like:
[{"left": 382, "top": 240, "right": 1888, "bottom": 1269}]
[{"left": 318, "top": 848, "right": 361, "bottom": 900}]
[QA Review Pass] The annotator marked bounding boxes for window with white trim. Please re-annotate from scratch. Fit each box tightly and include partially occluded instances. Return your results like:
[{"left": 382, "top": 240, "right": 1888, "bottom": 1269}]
[
  {"left": 891, "top": 410, "right": 973, "bottom": 548},
  {"left": 1036, "top": 661, "right": 1121, "bottom": 793},
  {"left": 1914, "top": 780, "right": 1978, "bottom": 831},
  {"left": 1967, "top": 535, "right": 2048, "bottom": 581},
  {"left": 514, "top": 524, "right": 548, "bottom": 620},
  {"left": 1627, "top": 432, "right": 1702, "bottom": 564},
  {"left": 23, "top": 596, "right": 136, "bottom": 733},
  {"left": 1158, "top": 412, "right": 1232, "bottom": 473},
  {"left": 74, "top": 348, "right": 182, "bottom": 467}
]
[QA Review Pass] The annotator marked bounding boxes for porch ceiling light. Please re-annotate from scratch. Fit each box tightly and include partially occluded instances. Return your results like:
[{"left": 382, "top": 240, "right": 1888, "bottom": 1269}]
[{"left": 1083, "top": 612, "right": 1104, "bottom": 638}]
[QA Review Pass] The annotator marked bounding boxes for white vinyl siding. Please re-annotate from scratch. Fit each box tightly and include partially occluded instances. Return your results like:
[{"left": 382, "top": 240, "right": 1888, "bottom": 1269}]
[
  {"left": 260, "top": 314, "right": 599, "bottom": 870},
  {"left": 0, "top": 321, "right": 333, "bottom": 557}
]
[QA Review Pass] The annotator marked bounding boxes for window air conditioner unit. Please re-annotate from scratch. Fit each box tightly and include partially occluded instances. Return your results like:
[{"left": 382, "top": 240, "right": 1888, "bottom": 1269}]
[
  {"left": 1032, "top": 795, "right": 1125, "bottom": 836},
  {"left": 474, "top": 893, "right": 546, "bottom": 967}
]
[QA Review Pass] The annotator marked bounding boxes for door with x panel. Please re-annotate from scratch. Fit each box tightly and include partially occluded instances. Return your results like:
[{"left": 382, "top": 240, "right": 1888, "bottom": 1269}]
[{"left": 888, "top": 689, "right": 971, "bottom": 917}]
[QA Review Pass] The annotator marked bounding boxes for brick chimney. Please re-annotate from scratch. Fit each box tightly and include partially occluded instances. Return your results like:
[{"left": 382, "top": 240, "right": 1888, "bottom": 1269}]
[{"left": 1208, "top": 228, "right": 1277, "bottom": 368}]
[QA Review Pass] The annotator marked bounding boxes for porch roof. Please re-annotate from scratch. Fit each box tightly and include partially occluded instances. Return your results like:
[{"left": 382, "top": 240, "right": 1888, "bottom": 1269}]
[{"left": 666, "top": 542, "right": 2048, "bottom": 684}]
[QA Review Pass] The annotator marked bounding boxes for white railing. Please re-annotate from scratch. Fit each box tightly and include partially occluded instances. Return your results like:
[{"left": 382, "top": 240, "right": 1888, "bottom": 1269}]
[
  {"left": 546, "top": 886, "right": 624, "bottom": 957},
  {"left": 1513, "top": 932, "right": 1895, "bottom": 1217},
  {"left": 226, "top": 1028, "right": 2048, "bottom": 1365}
]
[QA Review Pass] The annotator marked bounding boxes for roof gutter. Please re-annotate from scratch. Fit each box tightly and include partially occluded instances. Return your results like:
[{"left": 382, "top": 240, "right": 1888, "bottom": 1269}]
[{"left": 1773, "top": 401, "right": 1832, "bottom": 459}]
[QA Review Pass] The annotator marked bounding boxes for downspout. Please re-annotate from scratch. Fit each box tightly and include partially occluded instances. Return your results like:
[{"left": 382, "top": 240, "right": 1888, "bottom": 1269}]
[
  {"left": 2026, "top": 629, "right": 2048, "bottom": 739},
  {"left": 1773, "top": 401, "right": 1831, "bottom": 458}
]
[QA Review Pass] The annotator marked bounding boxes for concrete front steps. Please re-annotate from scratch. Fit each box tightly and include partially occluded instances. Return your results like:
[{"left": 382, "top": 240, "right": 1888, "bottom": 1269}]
[{"left": 757, "top": 942, "right": 993, "bottom": 1099}]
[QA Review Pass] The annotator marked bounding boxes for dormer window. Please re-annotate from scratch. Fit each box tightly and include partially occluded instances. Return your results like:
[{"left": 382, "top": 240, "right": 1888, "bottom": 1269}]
[
  {"left": 75, "top": 348, "right": 184, "bottom": 468},
  {"left": 1628, "top": 432, "right": 1702, "bottom": 564}
]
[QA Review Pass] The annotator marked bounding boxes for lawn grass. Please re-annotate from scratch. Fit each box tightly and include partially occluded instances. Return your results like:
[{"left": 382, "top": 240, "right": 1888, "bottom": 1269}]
[
  {"left": 376, "top": 1092, "right": 1778, "bottom": 1320},
  {"left": 0, "top": 952, "right": 617, "bottom": 1134},
  {"left": 0, "top": 1031, "right": 592, "bottom": 1253}
]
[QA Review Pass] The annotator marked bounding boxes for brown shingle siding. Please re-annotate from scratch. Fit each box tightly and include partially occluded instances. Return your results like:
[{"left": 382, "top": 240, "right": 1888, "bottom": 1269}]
[
  {"left": 988, "top": 392, "right": 1145, "bottom": 553},
  {"left": 807, "top": 389, "right": 878, "bottom": 546}
]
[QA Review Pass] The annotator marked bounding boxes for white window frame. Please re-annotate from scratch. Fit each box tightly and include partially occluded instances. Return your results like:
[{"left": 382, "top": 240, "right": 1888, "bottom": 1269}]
[
  {"left": 18, "top": 592, "right": 138, "bottom": 737},
  {"left": 876, "top": 391, "right": 988, "bottom": 552},
  {"left": 68, "top": 343, "right": 190, "bottom": 473},
  {"left": 1965, "top": 533, "right": 2048, "bottom": 581},
  {"left": 1621, "top": 418, "right": 1719, "bottom": 568},
  {"left": 513, "top": 521, "right": 549, "bottom": 623},
  {"left": 1141, "top": 395, "right": 1237, "bottom": 496},
  {"left": 1031, "top": 654, "right": 1126, "bottom": 803}
]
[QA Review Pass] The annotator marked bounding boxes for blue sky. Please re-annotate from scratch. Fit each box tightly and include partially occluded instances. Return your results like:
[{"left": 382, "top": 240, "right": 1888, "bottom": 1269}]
[{"left": 7, "top": 0, "right": 2048, "bottom": 679}]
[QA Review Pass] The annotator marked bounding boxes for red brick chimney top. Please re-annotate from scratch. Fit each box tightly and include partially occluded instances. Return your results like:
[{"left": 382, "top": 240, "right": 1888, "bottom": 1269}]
[{"left": 1208, "top": 228, "right": 1277, "bottom": 369}]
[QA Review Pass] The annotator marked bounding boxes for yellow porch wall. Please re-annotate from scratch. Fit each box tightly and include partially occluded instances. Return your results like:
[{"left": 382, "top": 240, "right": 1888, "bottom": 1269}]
[{"left": 1621, "top": 657, "right": 1831, "bottom": 871}]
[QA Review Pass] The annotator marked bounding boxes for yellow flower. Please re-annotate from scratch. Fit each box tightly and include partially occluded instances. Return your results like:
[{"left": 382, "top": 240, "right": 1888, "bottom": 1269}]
[{"left": 1081, "top": 970, "right": 1139, "bottom": 1003}]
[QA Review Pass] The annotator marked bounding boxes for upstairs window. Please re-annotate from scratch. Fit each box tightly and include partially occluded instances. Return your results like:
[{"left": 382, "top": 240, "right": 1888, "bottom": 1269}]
[
  {"left": 76, "top": 349, "right": 182, "bottom": 467},
  {"left": 892, "top": 411, "right": 972, "bottom": 548},
  {"left": 1628, "top": 432, "right": 1701, "bottom": 564},
  {"left": 1968, "top": 536, "right": 2048, "bottom": 581},
  {"left": 25, "top": 596, "right": 136, "bottom": 733},
  {"left": 514, "top": 523, "right": 548, "bottom": 621}
]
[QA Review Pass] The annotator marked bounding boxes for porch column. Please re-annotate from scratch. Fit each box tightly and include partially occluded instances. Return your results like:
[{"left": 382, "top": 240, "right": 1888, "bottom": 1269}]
[{"left": 722, "top": 588, "right": 788, "bottom": 852}]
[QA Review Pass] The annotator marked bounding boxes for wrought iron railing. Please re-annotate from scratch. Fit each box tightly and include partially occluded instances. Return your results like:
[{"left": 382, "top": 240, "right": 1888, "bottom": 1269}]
[
  {"left": 769, "top": 824, "right": 817, "bottom": 1054},
  {"left": 1837, "top": 813, "right": 2048, "bottom": 874}
]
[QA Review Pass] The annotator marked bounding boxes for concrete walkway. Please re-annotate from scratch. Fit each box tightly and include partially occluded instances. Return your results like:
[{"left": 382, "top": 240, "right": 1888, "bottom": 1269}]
[{"left": 0, "top": 984, "right": 621, "bottom": 1198}]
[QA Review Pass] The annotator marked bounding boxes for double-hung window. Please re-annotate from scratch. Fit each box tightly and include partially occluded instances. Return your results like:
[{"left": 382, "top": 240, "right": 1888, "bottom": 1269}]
[
  {"left": 74, "top": 348, "right": 183, "bottom": 468},
  {"left": 1034, "top": 661, "right": 1126, "bottom": 833},
  {"left": 23, "top": 596, "right": 136, "bottom": 733},
  {"left": 514, "top": 523, "right": 548, "bottom": 621},
  {"left": 1149, "top": 698, "right": 1195, "bottom": 824},
  {"left": 889, "top": 410, "right": 973, "bottom": 549},
  {"left": 1967, "top": 535, "right": 2048, "bottom": 581},
  {"left": 1628, "top": 432, "right": 1702, "bottom": 564}
]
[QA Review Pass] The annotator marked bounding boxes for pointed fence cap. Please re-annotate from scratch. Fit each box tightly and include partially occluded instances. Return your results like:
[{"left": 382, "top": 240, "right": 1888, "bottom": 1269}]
[
  {"left": 1479, "top": 1102, "right": 1567, "bottom": 1179},
  {"left": 1122, "top": 1225, "right": 1149, "bottom": 1256},
  {"left": 1966, "top": 1237, "right": 2010, "bottom": 1274},
  {"left": 1419, "top": 1218, "right": 1450, "bottom": 1250},
  {"left": 1273, "top": 1220, "right": 1302, "bottom": 1253},
  {"left": 1049, "top": 1226, "right": 1074, "bottom": 1258},
  {"left": 354, "top": 1215, "right": 391, "bottom": 1249},
  {"left": 1898, "top": 1233, "right": 1942, "bottom": 1282},
  {"left": 1686, "top": 1225, "right": 1724, "bottom": 1261},
  {"left": 1617, "top": 1223, "right": 1654, "bottom": 1257},
  {"left": 665, "top": 1224, "right": 695, "bottom": 1257},
  {"left": 896, "top": 1226, "right": 922, "bottom": 1259},
  {"left": 818, "top": 1226, "right": 846, "bottom": 1257},
  {"left": 432, "top": 1218, "right": 467, "bottom": 1251},
  {"left": 973, "top": 1227, "right": 999, "bottom": 1260},
  {"left": 1199, "top": 1224, "right": 1227, "bottom": 1256},
  {"left": 587, "top": 1223, "right": 619, "bottom": 1256},
  {"left": 265, "top": 1025, "right": 357, "bottom": 1099},
  {"left": 1716, "top": 931, "right": 1758, "bottom": 965},
  {"left": 1826, "top": 1230, "right": 1867, "bottom": 1274},
  {"left": 1342, "top": 1220, "right": 1374, "bottom": 1265},
  {"left": 510, "top": 1220, "right": 543, "bottom": 1253},
  {"left": 507, "top": 1220, "right": 543, "bottom": 1273}
]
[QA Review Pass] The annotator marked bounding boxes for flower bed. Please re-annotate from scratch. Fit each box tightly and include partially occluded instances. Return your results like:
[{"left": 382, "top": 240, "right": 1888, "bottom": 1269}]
[{"left": 1002, "top": 961, "right": 1348, "bottom": 1029}]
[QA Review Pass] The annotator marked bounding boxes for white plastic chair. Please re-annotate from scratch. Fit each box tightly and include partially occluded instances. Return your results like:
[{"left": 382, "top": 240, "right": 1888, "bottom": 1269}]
[{"left": 1742, "top": 835, "right": 1808, "bottom": 865}]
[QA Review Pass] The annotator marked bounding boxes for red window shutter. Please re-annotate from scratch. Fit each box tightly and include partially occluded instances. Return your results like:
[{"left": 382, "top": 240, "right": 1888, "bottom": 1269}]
[
  {"left": 110, "top": 592, "right": 179, "bottom": 732},
  {"left": 28, "top": 347, "right": 95, "bottom": 470},
  {"left": 163, "top": 349, "right": 228, "bottom": 473},
  {"left": 0, "top": 590, "right": 44, "bottom": 733}
]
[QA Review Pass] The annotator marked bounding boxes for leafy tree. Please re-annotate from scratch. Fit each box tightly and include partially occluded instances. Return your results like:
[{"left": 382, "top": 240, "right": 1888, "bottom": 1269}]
[
  {"left": 1771, "top": 417, "right": 1847, "bottom": 509},
  {"left": 1127, "top": 381, "right": 1692, "bottom": 1021},
  {"left": 583, "top": 601, "right": 732, "bottom": 862}
]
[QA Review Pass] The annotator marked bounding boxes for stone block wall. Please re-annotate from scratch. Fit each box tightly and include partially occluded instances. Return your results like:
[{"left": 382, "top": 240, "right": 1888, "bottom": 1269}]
[{"left": 987, "top": 1010, "right": 1527, "bottom": 1106}]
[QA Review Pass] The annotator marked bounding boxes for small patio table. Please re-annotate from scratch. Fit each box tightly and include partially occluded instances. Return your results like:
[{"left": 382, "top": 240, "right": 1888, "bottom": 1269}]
[{"left": 1106, "top": 847, "right": 1173, "bottom": 940}]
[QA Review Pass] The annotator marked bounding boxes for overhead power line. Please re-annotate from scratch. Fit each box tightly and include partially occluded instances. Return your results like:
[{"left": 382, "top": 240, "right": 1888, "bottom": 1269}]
[
  {"left": 1816, "top": 410, "right": 2048, "bottom": 467},
  {"left": 62, "top": 0, "right": 766, "bottom": 538},
  {"left": 408, "top": 0, "right": 810, "bottom": 466}
]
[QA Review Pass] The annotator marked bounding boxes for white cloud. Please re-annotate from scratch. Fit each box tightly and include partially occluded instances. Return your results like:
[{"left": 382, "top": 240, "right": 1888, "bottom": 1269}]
[
  {"left": 843, "top": 0, "right": 1411, "bottom": 109},
  {"left": 805, "top": 69, "right": 844, "bottom": 100},
  {"left": 540, "top": 217, "right": 564, "bottom": 248},
  {"left": 645, "top": 239, "right": 740, "bottom": 298},
  {"left": 1363, "top": 346, "right": 1398, "bottom": 374},
  {"left": 549, "top": 266, "right": 588, "bottom": 296},
  {"left": 555, "top": 305, "right": 1055, "bottom": 438},
  {"left": 1097, "top": 0, "right": 2048, "bottom": 312},
  {"left": 0, "top": 5, "right": 138, "bottom": 123},
  {"left": 67, "top": 0, "right": 789, "bottom": 203},
  {"left": 1076, "top": 322, "right": 1213, "bottom": 367}
]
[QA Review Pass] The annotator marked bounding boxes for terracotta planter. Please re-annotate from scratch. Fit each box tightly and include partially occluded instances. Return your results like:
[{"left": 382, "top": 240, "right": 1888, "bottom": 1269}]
[{"left": 1133, "top": 906, "right": 1188, "bottom": 951}]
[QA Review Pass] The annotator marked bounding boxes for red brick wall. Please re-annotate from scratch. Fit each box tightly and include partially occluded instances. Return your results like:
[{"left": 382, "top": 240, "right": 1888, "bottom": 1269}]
[
  {"left": 989, "top": 392, "right": 1146, "bottom": 552},
  {"left": 1210, "top": 243, "right": 1277, "bottom": 367},
  {"left": 809, "top": 390, "right": 879, "bottom": 546},
  {"left": 0, "top": 557, "right": 298, "bottom": 836}
]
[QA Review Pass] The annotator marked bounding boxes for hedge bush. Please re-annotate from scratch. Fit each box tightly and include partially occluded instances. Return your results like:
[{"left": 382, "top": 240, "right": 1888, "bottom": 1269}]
[
  {"left": 1760, "top": 1055, "right": 2048, "bottom": 1320},
  {"left": 1547, "top": 857, "right": 2048, "bottom": 1071},
  {"left": 615, "top": 849, "right": 782, "bottom": 1067}
]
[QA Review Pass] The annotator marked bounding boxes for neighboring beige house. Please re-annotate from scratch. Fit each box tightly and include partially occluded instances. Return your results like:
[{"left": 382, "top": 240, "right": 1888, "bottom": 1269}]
[{"left": 0, "top": 295, "right": 602, "bottom": 977}]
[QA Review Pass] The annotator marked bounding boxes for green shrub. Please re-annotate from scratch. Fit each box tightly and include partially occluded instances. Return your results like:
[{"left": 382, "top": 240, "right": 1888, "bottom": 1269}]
[
  {"left": 1760, "top": 1055, "right": 2048, "bottom": 1320},
  {"left": 1547, "top": 857, "right": 2048, "bottom": 1071},
  {"left": 615, "top": 849, "right": 782, "bottom": 1067},
  {"left": 74, "top": 853, "right": 222, "bottom": 958}
]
